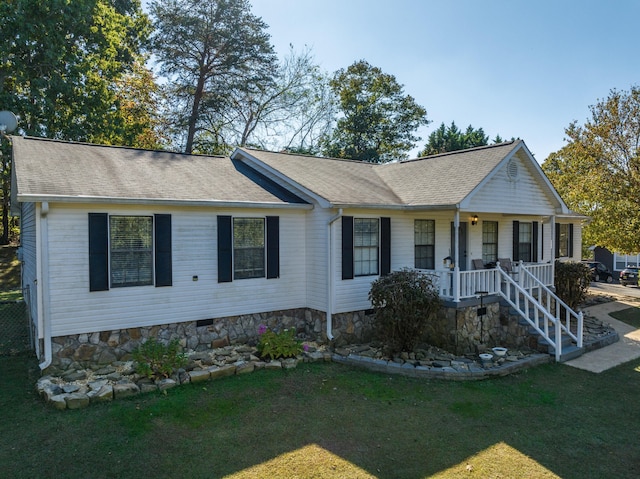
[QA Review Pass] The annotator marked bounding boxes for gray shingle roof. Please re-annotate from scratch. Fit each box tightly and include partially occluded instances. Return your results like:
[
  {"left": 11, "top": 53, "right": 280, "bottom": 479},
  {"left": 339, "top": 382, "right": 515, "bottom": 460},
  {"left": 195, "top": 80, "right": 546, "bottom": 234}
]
[
  {"left": 12, "top": 136, "right": 306, "bottom": 206},
  {"left": 238, "top": 141, "right": 522, "bottom": 207}
]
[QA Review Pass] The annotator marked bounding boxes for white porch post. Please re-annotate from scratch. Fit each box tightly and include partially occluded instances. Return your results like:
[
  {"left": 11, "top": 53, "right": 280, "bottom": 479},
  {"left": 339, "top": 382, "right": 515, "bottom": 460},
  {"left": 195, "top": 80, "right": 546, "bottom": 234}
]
[
  {"left": 453, "top": 209, "right": 460, "bottom": 302},
  {"left": 551, "top": 215, "right": 556, "bottom": 279}
]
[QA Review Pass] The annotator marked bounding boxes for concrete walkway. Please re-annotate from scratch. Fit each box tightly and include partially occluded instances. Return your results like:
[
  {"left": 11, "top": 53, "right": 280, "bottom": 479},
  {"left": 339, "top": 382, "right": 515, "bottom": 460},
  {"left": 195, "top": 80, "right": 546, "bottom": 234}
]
[{"left": 565, "top": 298, "right": 640, "bottom": 373}]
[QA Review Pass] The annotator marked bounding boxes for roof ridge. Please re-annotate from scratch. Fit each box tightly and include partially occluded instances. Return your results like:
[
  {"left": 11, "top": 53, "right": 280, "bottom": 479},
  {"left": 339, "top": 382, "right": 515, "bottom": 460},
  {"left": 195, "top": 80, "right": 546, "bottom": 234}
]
[
  {"left": 14, "top": 135, "right": 228, "bottom": 159},
  {"left": 399, "top": 140, "right": 520, "bottom": 164},
  {"left": 241, "top": 147, "right": 379, "bottom": 166}
]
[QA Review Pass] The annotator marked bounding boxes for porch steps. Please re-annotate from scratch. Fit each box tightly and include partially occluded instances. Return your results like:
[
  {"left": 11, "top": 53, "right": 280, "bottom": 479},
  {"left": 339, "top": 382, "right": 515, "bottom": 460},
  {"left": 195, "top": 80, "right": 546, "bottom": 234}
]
[{"left": 502, "top": 300, "right": 585, "bottom": 362}]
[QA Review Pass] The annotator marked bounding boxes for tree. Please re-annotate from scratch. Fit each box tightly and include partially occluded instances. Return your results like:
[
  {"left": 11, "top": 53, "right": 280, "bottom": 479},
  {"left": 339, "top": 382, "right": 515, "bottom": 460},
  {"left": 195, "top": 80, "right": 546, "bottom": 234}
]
[
  {"left": 542, "top": 86, "right": 640, "bottom": 253},
  {"left": 0, "top": 0, "right": 153, "bottom": 244},
  {"left": 0, "top": 0, "right": 151, "bottom": 142},
  {"left": 150, "top": 0, "right": 277, "bottom": 154},
  {"left": 219, "top": 45, "right": 336, "bottom": 154},
  {"left": 419, "top": 122, "right": 489, "bottom": 156},
  {"left": 320, "top": 60, "right": 429, "bottom": 163}
]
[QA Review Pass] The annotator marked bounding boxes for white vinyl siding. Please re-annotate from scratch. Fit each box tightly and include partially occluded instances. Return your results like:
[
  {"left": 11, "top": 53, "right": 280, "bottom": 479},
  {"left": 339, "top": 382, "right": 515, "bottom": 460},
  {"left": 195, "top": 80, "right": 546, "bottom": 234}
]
[
  {"left": 467, "top": 151, "right": 556, "bottom": 216},
  {"left": 44, "top": 204, "right": 307, "bottom": 337}
]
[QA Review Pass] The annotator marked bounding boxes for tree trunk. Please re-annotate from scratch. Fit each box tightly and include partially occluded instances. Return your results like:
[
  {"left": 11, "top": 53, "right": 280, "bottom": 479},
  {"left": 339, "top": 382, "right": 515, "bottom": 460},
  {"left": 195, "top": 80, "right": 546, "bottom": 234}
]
[{"left": 185, "top": 68, "right": 207, "bottom": 154}]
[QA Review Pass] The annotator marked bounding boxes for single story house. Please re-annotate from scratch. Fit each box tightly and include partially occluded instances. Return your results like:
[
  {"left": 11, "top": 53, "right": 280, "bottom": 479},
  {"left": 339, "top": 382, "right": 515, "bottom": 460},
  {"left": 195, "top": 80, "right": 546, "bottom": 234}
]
[{"left": 11, "top": 136, "right": 586, "bottom": 370}]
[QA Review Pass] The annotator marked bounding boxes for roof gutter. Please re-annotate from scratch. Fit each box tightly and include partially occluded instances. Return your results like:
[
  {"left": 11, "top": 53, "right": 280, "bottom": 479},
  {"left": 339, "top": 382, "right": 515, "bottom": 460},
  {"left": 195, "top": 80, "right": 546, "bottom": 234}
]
[
  {"left": 326, "top": 208, "right": 343, "bottom": 341},
  {"left": 15, "top": 194, "right": 313, "bottom": 210}
]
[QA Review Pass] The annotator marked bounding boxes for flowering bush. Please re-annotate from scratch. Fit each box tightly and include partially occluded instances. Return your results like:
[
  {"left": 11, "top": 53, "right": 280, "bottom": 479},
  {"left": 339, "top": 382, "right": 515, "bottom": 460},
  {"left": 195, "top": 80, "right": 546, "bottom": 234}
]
[{"left": 256, "top": 325, "right": 303, "bottom": 360}]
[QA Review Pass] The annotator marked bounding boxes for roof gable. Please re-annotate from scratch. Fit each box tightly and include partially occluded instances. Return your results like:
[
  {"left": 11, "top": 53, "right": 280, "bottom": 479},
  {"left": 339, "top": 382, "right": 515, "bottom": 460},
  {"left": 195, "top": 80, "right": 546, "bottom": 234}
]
[{"left": 235, "top": 141, "right": 530, "bottom": 208}]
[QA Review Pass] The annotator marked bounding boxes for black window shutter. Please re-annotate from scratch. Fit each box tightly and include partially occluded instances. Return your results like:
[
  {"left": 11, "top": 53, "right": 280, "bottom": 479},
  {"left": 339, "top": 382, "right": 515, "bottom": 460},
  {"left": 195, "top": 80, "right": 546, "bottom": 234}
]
[
  {"left": 380, "top": 217, "right": 391, "bottom": 275},
  {"left": 555, "top": 224, "right": 561, "bottom": 258},
  {"left": 154, "top": 214, "right": 172, "bottom": 287},
  {"left": 512, "top": 220, "right": 519, "bottom": 261},
  {"left": 532, "top": 221, "right": 538, "bottom": 263},
  {"left": 342, "top": 216, "right": 354, "bottom": 280},
  {"left": 89, "top": 213, "right": 109, "bottom": 291},
  {"left": 541, "top": 224, "right": 545, "bottom": 260},
  {"left": 569, "top": 224, "right": 574, "bottom": 258},
  {"left": 217, "top": 216, "right": 233, "bottom": 283},
  {"left": 266, "top": 216, "right": 279, "bottom": 279}
]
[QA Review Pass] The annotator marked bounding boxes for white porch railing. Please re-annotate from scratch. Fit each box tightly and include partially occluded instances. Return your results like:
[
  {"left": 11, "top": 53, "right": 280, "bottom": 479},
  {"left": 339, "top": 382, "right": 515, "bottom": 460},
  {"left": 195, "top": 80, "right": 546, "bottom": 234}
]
[
  {"left": 418, "top": 262, "right": 582, "bottom": 361},
  {"left": 422, "top": 262, "right": 554, "bottom": 302}
]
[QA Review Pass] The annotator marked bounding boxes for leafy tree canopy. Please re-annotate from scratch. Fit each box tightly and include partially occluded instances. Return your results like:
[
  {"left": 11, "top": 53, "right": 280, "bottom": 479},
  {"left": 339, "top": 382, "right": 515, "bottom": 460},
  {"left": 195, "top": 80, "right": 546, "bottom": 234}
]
[
  {"left": 150, "top": 0, "right": 277, "bottom": 154},
  {"left": 320, "top": 60, "right": 429, "bottom": 163},
  {"left": 0, "top": 0, "right": 153, "bottom": 144},
  {"left": 419, "top": 121, "right": 489, "bottom": 156},
  {"left": 542, "top": 86, "right": 640, "bottom": 253}
]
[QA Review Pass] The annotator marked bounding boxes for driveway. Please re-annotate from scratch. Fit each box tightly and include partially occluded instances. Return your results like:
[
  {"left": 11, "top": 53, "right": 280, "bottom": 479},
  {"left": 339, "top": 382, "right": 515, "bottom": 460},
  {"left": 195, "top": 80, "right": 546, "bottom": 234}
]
[{"left": 589, "top": 281, "right": 640, "bottom": 299}]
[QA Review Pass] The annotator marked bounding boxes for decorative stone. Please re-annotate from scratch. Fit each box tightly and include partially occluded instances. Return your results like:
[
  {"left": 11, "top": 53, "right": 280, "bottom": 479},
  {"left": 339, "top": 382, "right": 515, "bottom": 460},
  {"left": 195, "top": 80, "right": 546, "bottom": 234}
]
[
  {"left": 264, "top": 360, "right": 282, "bottom": 370},
  {"left": 189, "top": 370, "right": 211, "bottom": 382},
  {"left": 93, "top": 385, "right": 114, "bottom": 402},
  {"left": 50, "top": 394, "right": 68, "bottom": 410},
  {"left": 113, "top": 383, "right": 140, "bottom": 399},
  {"left": 65, "top": 393, "right": 90, "bottom": 409},
  {"left": 236, "top": 361, "right": 255, "bottom": 374},
  {"left": 139, "top": 383, "right": 158, "bottom": 394},
  {"left": 63, "top": 370, "right": 88, "bottom": 381},
  {"left": 62, "top": 384, "right": 80, "bottom": 393},
  {"left": 208, "top": 364, "right": 236, "bottom": 379},
  {"left": 281, "top": 358, "right": 298, "bottom": 369},
  {"left": 157, "top": 378, "right": 177, "bottom": 391}
]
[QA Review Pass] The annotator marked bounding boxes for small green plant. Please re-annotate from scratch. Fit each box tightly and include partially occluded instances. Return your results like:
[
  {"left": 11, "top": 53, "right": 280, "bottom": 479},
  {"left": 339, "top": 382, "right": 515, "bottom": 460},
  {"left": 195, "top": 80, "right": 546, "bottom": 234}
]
[
  {"left": 132, "top": 338, "right": 188, "bottom": 380},
  {"left": 256, "top": 325, "right": 303, "bottom": 360},
  {"left": 369, "top": 268, "right": 442, "bottom": 355},
  {"left": 554, "top": 261, "right": 592, "bottom": 309}
]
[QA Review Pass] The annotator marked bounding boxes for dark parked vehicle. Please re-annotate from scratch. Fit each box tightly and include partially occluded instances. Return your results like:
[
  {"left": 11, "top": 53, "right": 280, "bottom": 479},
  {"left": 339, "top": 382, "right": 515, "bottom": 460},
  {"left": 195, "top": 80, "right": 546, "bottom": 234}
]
[
  {"left": 581, "top": 261, "right": 614, "bottom": 283},
  {"left": 619, "top": 266, "right": 639, "bottom": 287}
]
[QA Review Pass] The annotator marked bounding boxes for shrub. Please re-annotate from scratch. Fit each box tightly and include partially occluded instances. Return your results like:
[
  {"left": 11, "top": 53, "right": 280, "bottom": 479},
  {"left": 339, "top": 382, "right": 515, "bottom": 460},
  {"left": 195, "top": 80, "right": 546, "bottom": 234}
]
[
  {"left": 554, "top": 261, "right": 591, "bottom": 309},
  {"left": 369, "top": 268, "right": 442, "bottom": 355},
  {"left": 132, "top": 338, "right": 188, "bottom": 380},
  {"left": 256, "top": 326, "right": 303, "bottom": 360}
]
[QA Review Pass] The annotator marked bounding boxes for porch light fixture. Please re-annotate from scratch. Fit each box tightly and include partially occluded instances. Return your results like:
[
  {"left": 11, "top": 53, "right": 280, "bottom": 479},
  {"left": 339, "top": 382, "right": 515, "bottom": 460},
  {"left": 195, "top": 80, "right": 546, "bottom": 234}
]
[{"left": 471, "top": 214, "right": 478, "bottom": 226}]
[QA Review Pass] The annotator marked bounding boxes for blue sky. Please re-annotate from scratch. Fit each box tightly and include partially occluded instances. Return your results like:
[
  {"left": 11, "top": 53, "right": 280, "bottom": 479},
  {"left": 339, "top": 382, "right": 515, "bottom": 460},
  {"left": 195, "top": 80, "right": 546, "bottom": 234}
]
[{"left": 248, "top": 0, "right": 640, "bottom": 162}]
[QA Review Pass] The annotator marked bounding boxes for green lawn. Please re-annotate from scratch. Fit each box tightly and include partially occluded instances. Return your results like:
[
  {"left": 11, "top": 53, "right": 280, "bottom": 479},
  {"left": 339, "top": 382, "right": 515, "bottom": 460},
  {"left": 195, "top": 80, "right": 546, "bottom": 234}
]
[
  {"left": 2, "top": 355, "right": 640, "bottom": 478},
  {"left": 610, "top": 306, "right": 640, "bottom": 329}
]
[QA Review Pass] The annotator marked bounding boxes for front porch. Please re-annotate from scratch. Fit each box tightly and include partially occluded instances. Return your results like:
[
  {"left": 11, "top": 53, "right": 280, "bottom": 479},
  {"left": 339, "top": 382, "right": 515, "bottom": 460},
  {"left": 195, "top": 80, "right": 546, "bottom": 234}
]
[
  {"left": 425, "top": 261, "right": 554, "bottom": 302},
  {"left": 419, "top": 261, "right": 584, "bottom": 362}
]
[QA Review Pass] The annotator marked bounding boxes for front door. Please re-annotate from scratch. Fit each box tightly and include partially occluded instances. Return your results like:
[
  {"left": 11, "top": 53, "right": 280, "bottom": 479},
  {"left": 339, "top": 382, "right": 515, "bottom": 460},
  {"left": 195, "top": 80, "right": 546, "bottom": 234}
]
[{"left": 451, "top": 222, "right": 468, "bottom": 271}]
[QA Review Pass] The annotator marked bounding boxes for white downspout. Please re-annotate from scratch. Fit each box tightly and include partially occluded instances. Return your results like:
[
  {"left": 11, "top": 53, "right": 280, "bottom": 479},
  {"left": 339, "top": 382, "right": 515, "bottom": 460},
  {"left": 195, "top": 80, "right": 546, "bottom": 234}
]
[
  {"left": 38, "top": 202, "right": 52, "bottom": 371},
  {"left": 326, "top": 208, "right": 343, "bottom": 341}
]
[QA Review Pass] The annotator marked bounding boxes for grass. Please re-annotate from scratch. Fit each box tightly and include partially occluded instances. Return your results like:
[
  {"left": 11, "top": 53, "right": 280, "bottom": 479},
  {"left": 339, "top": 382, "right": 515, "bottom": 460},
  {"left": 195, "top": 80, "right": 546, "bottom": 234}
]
[
  {"left": 0, "top": 245, "right": 20, "bottom": 293},
  {"left": 610, "top": 306, "right": 640, "bottom": 329},
  {"left": 2, "top": 355, "right": 640, "bottom": 478}
]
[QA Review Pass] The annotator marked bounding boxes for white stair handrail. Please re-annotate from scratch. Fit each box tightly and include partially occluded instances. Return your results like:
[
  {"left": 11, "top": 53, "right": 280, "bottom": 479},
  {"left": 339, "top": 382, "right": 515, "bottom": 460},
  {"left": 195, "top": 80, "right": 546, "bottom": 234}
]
[{"left": 519, "top": 265, "right": 583, "bottom": 348}]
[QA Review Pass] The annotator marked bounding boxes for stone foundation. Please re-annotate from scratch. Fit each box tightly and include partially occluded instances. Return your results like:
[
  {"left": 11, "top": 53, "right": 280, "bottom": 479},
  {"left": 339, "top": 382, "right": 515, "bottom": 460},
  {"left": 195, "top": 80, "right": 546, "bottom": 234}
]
[
  {"left": 423, "top": 299, "right": 530, "bottom": 355},
  {"left": 43, "top": 302, "right": 535, "bottom": 373},
  {"left": 44, "top": 308, "right": 380, "bottom": 373}
]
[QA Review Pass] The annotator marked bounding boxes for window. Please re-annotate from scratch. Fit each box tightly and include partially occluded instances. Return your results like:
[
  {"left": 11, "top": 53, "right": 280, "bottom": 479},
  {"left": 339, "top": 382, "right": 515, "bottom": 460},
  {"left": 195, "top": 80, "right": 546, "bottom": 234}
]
[
  {"left": 233, "top": 217, "right": 265, "bottom": 279},
  {"left": 89, "top": 213, "right": 172, "bottom": 291},
  {"left": 518, "top": 222, "right": 532, "bottom": 262},
  {"left": 614, "top": 253, "right": 639, "bottom": 271},
  {"left": 557, "top": 224, "right": 570, "bottom": 257},
  {"left": 482, "top": 221, "right": 498, "bottom": 263},
  {"left": 110, "top": 216, "right": 153, "bottom": 287},
  {"left": 414, "top": 219, "right": 435, "bottom": 269},
  {"left": 217, "top": 215, "right": 279, "bottom": 283},
  {"left": 354, "top": 218, "right": 379, "bottom": 276}
]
